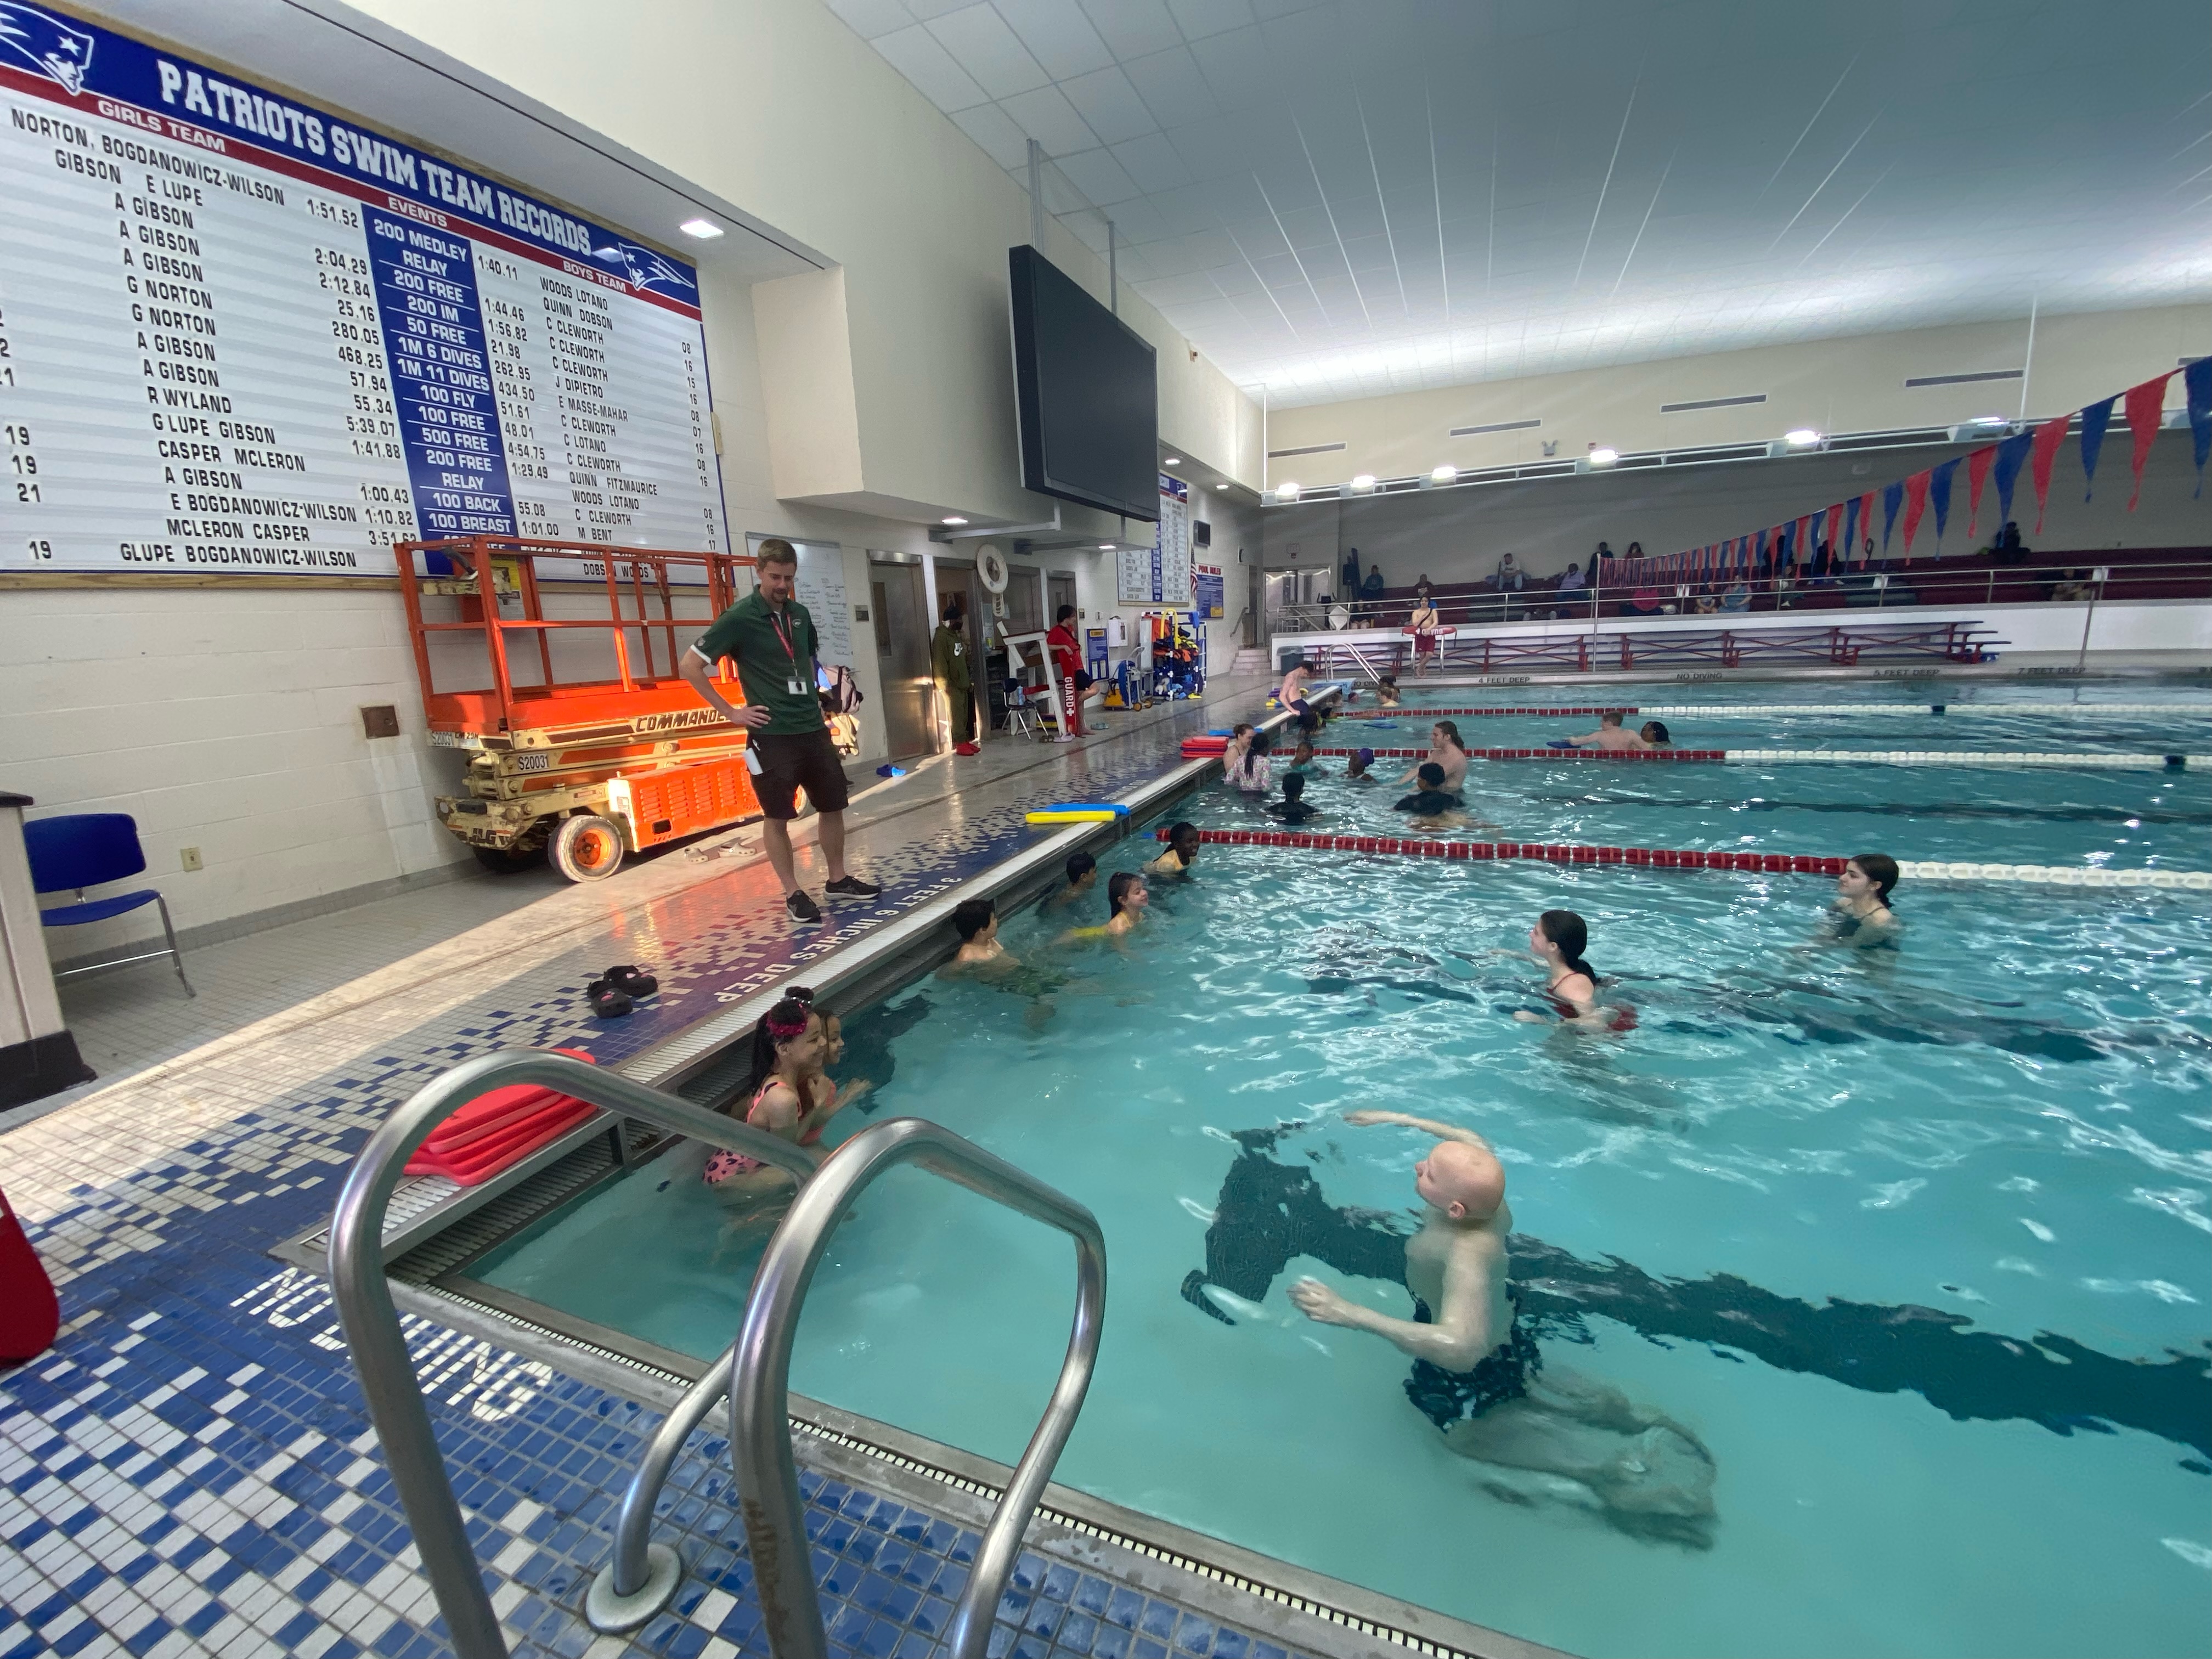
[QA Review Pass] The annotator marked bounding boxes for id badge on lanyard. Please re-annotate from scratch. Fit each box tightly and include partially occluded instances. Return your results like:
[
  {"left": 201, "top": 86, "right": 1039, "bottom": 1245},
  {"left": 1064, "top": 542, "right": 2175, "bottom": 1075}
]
[{"left": 771, "top": 610, "right": 805, "bottom": 698}]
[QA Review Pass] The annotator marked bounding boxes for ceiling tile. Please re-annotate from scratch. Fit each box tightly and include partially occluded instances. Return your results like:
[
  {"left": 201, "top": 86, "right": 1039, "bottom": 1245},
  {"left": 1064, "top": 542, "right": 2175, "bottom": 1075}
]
[
  {"left": 1122, "top": 46, "right": 1222, "bottom": 126},
  {"left": 1075, "top": 0, "right": 1186, "bottom": 59},
  {"left": 924, "top": 5, "right": 1051, "bottom": 98},
  {"left": 1109, "top": 132, "right": 1195, "bottom": 194},
  {"left": 1166, "top": 0, "right": 1257, "bottom": 43},
  {"left": 998, "top": 83, "right": 1105, "bottom": 155},
  {"left": 1058, "top": 65, "right": 1161, "bottom": 146},
  {"left": 823, "top": 0, "right": 918, "bottom": 41},
  {"left": 1053, "top": 145, "right": 1145, "bottom": 207},
  {"left": 869, "top": 22, "right": 991, "bottom": 110},
  {"left": 947, "top": 100, "right": 1036, "bottom": 170},
  {"left": 991, "top": 0, "right": 1118, "bottom": 79}
]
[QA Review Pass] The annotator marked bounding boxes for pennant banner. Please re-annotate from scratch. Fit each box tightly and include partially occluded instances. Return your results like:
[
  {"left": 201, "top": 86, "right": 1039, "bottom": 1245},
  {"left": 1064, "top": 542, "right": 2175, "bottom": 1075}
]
[
  {"left": 1880, "top": 479, "right": 1904, "bottom": 551},
  {"left": 2124, "top": 373, "right": 2169, "bottom": 510},
  {"left": 1900, "top": 470, "right": 1929, "bottom": 556},
  {"left": 1992, "top": 429, "right": 2032, "bottom": 528},
  {"left": 2029, "top": 413, "right": 2070, "bottom": 534},
  {"left": 1928, "top": 457, "right": 1959, "bottom": 546},
  {"left": 1966, "top": 444, "right": 1995, "bottom": 535},
  {"left": 2079, "top": 397, "right": 2114, "bottom": 501},
  {"left": 2186, "top": 357, "right": 2212, "bottom": 496}
]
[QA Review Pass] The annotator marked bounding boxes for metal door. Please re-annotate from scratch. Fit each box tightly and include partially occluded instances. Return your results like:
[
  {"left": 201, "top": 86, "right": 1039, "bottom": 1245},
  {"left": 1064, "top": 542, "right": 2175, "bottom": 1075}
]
[
  {"left": 869, "top": 561, "right": 935, "bottom": 759},
  {"left": 1047, "top": 572, "right": 1076, "bottom": 626}
]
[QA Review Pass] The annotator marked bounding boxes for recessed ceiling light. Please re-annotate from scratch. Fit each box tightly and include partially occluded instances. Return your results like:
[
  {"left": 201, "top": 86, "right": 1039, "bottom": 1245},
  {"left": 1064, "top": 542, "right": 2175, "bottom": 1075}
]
[
  {"left": 1588, "top": 448, "right": 1620, "bottom": 466},
  {"left": 1163, "top": 457, "right": 1183, "bottom": 467},
  {"left": 1214, "top": 483, "right": 1229, "bottom": 491},
  {"left": 1783, "top": 428, "right": 1821, "bottom": 447},
  {"left": 941, "top": 515, "right": 968, "bottom": 526},
  {"left": 679, "top": 217, "right": 724, "bottom": 240}
]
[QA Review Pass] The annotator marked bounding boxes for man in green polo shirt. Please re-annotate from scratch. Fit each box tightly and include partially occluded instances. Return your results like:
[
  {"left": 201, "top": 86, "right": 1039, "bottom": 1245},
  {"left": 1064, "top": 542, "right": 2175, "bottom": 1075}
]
[{"left": 681, "top": 538, "right": 881, "bottom": 923}]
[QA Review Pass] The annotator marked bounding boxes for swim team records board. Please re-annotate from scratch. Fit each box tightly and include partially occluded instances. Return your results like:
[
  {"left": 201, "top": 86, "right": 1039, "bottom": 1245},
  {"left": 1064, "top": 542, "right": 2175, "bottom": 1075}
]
[{"left": 0, "top": 5, "right": 726, "bottom": 582}]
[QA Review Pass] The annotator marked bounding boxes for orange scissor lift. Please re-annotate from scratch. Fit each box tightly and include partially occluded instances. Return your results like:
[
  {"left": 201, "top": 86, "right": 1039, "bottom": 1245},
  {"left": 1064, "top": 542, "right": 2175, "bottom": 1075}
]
[{"left": 397, "top": 535, "right": 768, "bottom": 883}]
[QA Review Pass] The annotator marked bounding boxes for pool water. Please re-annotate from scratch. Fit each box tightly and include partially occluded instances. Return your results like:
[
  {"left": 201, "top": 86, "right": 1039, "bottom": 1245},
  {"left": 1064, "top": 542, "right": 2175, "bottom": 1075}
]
[{"left": 475, "top": 698, "right": 2212, "bottom": 1659}]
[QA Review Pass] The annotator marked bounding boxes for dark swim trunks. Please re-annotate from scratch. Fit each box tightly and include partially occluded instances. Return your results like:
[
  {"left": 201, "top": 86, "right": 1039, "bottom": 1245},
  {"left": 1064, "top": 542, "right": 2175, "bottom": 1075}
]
[{"left": 1402, "top": 1294, "right": 1540, "bottom": 1430}]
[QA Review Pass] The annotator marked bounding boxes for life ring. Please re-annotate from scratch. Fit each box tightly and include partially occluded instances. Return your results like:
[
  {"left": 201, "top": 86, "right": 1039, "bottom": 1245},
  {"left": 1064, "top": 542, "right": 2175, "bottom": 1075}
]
[{"left": 977, "top": 544, "right": 1009, "bottom": 594}]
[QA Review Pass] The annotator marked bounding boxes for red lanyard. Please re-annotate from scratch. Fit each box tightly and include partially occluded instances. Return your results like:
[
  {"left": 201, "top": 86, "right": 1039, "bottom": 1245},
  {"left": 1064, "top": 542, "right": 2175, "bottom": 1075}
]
[{"left": 768, "top": 606, "right": 800, "bottom": 668}]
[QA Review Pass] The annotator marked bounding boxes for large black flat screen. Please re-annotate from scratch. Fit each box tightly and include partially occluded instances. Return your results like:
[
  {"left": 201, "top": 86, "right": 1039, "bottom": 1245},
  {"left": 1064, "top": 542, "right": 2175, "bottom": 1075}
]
[{"left": 1009, "top": 246, "right": 1159, "bottom": 522}]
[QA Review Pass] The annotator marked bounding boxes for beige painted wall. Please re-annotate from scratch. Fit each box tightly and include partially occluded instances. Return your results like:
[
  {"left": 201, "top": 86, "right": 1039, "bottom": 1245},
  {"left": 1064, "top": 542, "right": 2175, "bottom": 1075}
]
[
  {"left": 345, "top": 0, "right": 1263, "bottom": 506},
  {"left": 1262, "top": 307, "right": 2212, "bottom": 490}
]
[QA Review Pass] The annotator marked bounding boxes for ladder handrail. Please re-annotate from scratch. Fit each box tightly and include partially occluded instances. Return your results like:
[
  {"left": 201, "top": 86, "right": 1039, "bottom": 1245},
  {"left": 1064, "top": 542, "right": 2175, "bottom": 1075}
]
[
  {"left": 329, "top": 1049, "right": 819, "bottom": 1659},
  {"left": 732, "top": 1115, "right": 1107, "bottom": 1659}
]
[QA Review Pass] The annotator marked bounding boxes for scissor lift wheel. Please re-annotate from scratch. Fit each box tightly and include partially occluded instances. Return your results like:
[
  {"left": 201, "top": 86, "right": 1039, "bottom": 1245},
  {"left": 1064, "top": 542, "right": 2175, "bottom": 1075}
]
[{"left": 551, "top": 814, "right": 626, "bottom": 883}]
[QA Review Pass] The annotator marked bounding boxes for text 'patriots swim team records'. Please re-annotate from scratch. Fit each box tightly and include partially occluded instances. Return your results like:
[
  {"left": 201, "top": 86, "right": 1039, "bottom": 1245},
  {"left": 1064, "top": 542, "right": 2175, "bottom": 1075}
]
[{"left": 0, "top": 3, "right": 726, "bottom": 579}]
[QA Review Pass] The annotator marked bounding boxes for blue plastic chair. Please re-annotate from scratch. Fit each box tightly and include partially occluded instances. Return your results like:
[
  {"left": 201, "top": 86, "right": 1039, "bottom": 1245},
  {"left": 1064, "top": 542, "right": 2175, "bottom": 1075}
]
[{"left": 25, "top": 814, "right": 194, "bottom": 998}]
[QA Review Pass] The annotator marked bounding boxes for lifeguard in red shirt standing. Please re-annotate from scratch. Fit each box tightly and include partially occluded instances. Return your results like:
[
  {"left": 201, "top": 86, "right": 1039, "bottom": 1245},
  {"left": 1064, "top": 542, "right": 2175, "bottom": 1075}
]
[{"left": 1047, "top": 605, "right": 1087, "bottom": 741}]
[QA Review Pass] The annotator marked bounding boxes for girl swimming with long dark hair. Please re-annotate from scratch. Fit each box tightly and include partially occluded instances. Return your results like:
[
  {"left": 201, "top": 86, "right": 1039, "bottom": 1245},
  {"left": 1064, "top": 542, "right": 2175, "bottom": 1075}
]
[{"left": 1513, "top": 910, "right": 1634, "bottom": 1032}]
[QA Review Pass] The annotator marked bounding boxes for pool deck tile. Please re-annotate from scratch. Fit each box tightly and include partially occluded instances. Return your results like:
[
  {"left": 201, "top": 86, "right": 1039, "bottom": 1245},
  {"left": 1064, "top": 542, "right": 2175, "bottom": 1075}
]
[{"left": 0, "top": 690, "right": 1361, "bottom": 1659}]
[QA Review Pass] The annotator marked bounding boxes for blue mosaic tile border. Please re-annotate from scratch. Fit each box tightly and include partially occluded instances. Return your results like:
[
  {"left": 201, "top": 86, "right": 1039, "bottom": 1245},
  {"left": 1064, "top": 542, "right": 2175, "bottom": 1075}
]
[{"left": 3, "top": 710, "right": 1324, "bottom": 1659}]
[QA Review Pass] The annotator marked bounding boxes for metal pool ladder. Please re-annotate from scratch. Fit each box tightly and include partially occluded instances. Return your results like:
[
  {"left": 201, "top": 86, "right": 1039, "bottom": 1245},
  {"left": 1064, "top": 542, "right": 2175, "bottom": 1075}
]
[{"left": 328, "top": 1049, "right": 1108, "bottom": 1659}]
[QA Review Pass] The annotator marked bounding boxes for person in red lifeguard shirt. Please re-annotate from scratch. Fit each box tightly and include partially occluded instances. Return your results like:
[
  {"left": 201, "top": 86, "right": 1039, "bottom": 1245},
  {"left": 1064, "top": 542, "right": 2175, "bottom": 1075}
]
[{"left": 1047, "top": 605, "right": 1087, "bottom": 740}]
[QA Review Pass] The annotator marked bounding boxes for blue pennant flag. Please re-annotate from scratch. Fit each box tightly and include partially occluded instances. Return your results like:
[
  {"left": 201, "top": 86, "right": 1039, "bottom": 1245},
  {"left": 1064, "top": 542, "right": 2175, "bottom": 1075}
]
[
  {"left": 1928, "top": 458, "right": 1960, "bottom": 547},
  {"left": 1880, "top": 480, "right": 1904, "bottom": 551},
  {"left": 1991, "top": 429, "right": 2033, "bottom": 527},
  {"left": 2079, "top": 397, "right": 2115, "bottom": 500},
  {"left": 1843, "top": 495, "right": 1861, "bottom": 560},
  {"left": 2186, "top": 358, "right": 2212, "bottom": 496}
]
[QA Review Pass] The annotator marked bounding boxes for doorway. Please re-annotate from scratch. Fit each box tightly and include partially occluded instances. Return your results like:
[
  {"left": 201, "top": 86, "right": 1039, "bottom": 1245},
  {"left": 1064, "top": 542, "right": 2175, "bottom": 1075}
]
[
  {"left": 1047, "top": 571, "right": 1076, "bottom": 629},
  {"left": 868, "top": 557, "right": 935, "bottom": 759}
]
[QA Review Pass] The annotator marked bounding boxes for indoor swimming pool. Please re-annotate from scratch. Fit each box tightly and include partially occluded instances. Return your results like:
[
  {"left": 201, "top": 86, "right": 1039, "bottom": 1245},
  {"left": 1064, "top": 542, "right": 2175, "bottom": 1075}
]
[{"left": 461, "top": 715, "right": 2211, "bottom": 1659}]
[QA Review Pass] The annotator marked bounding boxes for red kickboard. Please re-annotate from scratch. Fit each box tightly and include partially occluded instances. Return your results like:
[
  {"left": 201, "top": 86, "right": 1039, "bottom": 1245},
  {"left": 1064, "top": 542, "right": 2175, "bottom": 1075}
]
[
  {"left": 403, "top": 1049, "right": 599, "bottom": 1183},
  {"left": 0, "top": 1188, "right": 61, "bottom": 1363}
]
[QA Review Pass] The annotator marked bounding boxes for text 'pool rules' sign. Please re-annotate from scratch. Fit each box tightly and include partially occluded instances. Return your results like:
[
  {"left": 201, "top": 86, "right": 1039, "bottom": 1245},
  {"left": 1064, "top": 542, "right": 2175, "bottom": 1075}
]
[{"left": 0, "top": 3, "right": 727, "bottom": 579}]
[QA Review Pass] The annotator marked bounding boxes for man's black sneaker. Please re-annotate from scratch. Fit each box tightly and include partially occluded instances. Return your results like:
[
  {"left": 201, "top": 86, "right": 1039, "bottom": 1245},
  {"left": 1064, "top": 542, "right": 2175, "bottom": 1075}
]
[
  {"left": 825, "top": 875, "right": 883, "bottom": 901},
  {"left": 786, "top": 889, "right": 823, "bottom": 924}
]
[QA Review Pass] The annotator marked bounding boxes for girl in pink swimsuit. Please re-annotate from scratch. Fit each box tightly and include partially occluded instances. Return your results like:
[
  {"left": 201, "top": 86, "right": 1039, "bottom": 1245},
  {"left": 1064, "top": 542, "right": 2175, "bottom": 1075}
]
[{"left": 703, "top": 992, "right": 865, "bottom": 1193}]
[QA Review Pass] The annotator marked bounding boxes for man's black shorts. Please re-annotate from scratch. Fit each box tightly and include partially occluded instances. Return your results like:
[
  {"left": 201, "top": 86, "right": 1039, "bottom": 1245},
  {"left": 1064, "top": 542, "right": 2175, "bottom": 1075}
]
[{"left": 748, "top": 727, "right": 850, "bottom": 821}]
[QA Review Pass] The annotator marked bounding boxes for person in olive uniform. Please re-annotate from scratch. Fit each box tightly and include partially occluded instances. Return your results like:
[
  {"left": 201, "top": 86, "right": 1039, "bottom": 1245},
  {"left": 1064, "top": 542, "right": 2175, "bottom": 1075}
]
[
  {"left": 931, "top": 602, "right": 974, "bottom": 743},
  {"left": 681, "top": 538, "right": 882, "bottom": 924}
]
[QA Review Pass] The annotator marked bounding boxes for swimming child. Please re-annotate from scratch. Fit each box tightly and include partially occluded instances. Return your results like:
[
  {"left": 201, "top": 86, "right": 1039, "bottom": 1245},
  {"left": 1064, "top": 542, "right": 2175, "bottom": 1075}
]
[
  {"left": 1288, "top": 733, "right": 1318, "bottom": 772},
  {"left": 1291, "top": 1110, "right": 1714, "bottom": 1544},
  {"left": 702, "top": 995, "right": 857, "bottom": 1196},
  {"left": 1827, "top": 853, "right": 1900, "bottom": 949},
  {"left": 1145, "top": 821, "right": 1203, "bottom": 877},
  {"left": 1376, "top": 675, "right": 1402, "bottom": 707},
  {"left": 940, "top": 896, "right": 1065, "bottom": 1022},
  {"left": 1042, "top": 851, "right": 1097, "bottom": 910},
  {"left": 1279, "top": 659, "right": 1313, "bottom": 717},
  {"left": 1346, "top": 747, "right": 1376, "bottom": 782},
  {"left": 1394, "top": 762, "right": 1467, "bottom": 826},
  {"left": 1063, "top": 871, "right": 1149, "bottom": 945},
  {"left": 1511, "top": 910, "right": 1633, "bottom": 1032},
  {"left": 1269, "top": 772, "right": 1323, "bottom": 823},
  {"left": 1638, "top": 720, "right": 1673, "bottom": 750}
]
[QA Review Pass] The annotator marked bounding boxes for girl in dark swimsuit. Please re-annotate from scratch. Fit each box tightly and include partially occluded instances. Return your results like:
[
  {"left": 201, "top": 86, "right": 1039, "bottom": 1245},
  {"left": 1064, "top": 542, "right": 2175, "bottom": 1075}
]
[
  {"left": 1513, "top": 910, "right": 1636, "bottom": 1032},
  {"left": 1828, "top": 852, "right": 1901, "bottom": 948}
]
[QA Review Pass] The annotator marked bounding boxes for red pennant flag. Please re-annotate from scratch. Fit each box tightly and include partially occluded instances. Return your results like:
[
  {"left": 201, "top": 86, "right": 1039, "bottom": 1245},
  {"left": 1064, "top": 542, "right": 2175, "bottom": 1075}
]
[
  {"left": 2123, "top": 373, "right": 2171, "bottom": 510},
  {"left": 1900, "top": 470, "right": 1931, "bottom": 556},
  {"left": 1794, "top": 514, "right": 1815, "bottom": 567},
  {"left": 1858, "top": 491, "right": 1877, "bottom": 562},
  {"left": 1966, "top": 445, "right": 1996, "bottom": 537},
  {"left": 1824, "top": 503, "right": 1844, "bottom": 558},
  {"left": 2028, "top": 414, "right": 2070, "bottom": 533}
]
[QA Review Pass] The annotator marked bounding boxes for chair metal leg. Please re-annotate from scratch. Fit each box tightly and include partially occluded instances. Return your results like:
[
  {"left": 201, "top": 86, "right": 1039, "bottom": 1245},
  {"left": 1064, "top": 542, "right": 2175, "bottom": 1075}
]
[{"left": 154, "top": 894, "right": 195, "bottom": 998}]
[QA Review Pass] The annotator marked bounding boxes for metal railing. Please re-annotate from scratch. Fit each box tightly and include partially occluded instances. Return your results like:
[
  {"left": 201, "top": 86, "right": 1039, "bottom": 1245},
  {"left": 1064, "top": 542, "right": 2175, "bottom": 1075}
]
[
  {"left": 329, "top": 1050, "right": 1105, "bottom": 1659},
  {"left": 1269, "top": 557, "right": 2211, "bottom": 637}
]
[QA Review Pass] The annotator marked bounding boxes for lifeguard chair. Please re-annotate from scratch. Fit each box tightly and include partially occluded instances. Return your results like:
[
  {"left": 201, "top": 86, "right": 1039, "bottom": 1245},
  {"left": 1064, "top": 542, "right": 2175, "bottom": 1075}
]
[{"left": 396, "top": 535, "right": 775, "bottom": 882}]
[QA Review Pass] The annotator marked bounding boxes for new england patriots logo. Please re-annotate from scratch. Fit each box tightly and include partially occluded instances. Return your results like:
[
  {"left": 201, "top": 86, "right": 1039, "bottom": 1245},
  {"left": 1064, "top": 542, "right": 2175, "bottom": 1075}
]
[
  {"left": 602, "top": 240, "right": 698, "bottom": 298},
  {"left": 0, "top": 2, "right": 94, "bottom": 95}
]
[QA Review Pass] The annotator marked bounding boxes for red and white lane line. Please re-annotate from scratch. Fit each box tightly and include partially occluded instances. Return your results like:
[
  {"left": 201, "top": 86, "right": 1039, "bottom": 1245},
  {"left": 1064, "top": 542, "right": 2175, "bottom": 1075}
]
[
  {"left": 1150, "top": 828, "right": 2212, "bottom": 888},
  {"left": 1334, "top": 702, "right": 2210, "bottom": 719},
  {"left": 1304, "top": 748, "right": 2209, "bottom": 768}
]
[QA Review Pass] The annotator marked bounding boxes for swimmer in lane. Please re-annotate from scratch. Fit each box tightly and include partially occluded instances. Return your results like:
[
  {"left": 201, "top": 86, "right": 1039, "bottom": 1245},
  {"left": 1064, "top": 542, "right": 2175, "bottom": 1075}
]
[
  {"left": 1269, "top": 772, "right": 1323, "bottom": 823},
  {"left": 1062, "top": 870, "right": 1148, "bottom": 946},
  {"left": 1345, "top": 747, "right": 1376, "bottom": 783},
  {"left": 1041, "top": 851, "right": 1097, "bottom": 911},
  {"left": 1826, "top": 852, "right": 1900, "bottom": 949},
  {"left": 1638, "top": 720, "right": 1673, "bottom": 751},
  {"left": 1394, "top": 762, "right": 1469, "bottom": 827},
  {"left": 702, "top": 996, "right": 858, "bottom": 1200},
  {"left": 939, "top": 897, "right": 1066, "bottom": 1023},
  {"left": 1511, "top": 909, "right": 1632, "bottom": 1031},
  {"left": 1396, "top": 721, "right": 1470, "bottom": 793},
  {"left": 1145, "top": 821, "right": 1203, "bottom": 878},
  {"left": 1291, "top": 1111, "right": 1714, "bottom": 1543},
  {"left": 1565, "top": 712, "right": 1647, "bottom": 752},
  {"left": 1376, "top": 675, "right": 1402, "bottom": 707}
]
